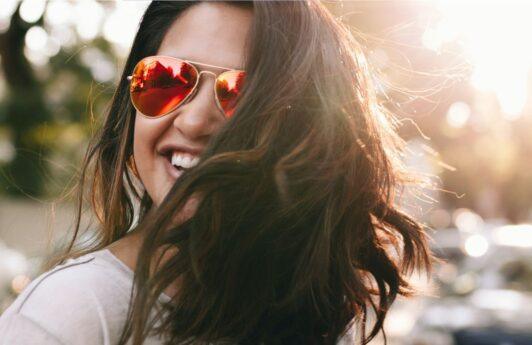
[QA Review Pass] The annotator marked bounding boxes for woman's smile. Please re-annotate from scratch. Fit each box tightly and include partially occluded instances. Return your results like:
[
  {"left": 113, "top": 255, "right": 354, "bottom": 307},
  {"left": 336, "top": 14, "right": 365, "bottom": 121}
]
[
  {"left": 162, "top": 153, "right": 185, "bottom": 180},
  {"left": 160, "top": 150, "right": 200, "bottom": 180}
]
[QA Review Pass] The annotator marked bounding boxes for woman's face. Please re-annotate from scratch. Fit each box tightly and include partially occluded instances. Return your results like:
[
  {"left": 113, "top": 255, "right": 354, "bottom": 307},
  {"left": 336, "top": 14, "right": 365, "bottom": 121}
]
[{"left": 133, "top": 2, "right": 253, "bottom": 206}]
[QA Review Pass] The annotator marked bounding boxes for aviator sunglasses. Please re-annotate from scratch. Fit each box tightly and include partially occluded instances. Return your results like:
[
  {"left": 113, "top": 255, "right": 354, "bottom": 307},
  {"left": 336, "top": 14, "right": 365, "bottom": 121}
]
[{"left": 127, "top": 55, "right": 246, "bottom": 118}]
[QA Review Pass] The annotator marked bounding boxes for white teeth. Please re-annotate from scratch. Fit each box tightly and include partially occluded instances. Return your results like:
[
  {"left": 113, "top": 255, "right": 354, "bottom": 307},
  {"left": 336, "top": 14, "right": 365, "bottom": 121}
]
[{"left": 171, "top": 151, "right": 199, "bottom": 169}]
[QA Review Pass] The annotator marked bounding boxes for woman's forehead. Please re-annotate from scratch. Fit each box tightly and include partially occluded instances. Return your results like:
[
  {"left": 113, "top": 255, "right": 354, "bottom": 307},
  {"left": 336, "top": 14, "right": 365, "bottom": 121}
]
[{"left": 156, "top": 2, "right": 251, "bottom": 72}]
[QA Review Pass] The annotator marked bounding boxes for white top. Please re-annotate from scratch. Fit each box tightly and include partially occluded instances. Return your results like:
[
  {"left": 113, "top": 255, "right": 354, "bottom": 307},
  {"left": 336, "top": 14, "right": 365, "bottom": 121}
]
[
  {"left": 0, "top": 249, "right": 170, "bottom": 345},
  {"left": 0, "top": 249, "right": 357, "bottom": 345}
]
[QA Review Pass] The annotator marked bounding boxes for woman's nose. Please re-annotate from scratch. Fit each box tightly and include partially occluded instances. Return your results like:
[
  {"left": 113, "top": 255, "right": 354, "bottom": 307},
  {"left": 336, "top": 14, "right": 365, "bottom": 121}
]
[{"left": 171, "top": 72, "right": 223, "bottom": 141}]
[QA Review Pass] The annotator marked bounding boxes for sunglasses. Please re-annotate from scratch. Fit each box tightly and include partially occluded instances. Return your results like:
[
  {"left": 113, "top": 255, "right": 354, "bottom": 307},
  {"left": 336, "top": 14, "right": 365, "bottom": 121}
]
[{"left": 127, "top": 55, "right": 246, "bottom": 118}]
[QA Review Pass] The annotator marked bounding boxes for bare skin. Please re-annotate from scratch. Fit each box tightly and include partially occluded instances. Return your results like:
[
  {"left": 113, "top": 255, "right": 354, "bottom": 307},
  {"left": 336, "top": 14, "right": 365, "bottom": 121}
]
[{"left": 105, "top": 2, "right": 253, "bottom": 299}]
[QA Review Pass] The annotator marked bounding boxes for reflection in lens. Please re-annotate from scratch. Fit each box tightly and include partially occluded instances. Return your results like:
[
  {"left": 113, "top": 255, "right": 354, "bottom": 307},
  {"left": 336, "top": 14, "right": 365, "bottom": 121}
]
[
  {"left": 130, "top": 57, "right": 197, "bottom": 117},
  {"left": 215, "top": 70, "right": 245, "bottom": 118}
]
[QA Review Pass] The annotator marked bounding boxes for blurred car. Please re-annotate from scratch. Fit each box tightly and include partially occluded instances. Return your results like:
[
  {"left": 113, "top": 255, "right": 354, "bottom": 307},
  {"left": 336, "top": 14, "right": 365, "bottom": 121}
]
[{"left": 405, "top": 224, "right": 532, "bottom": 345}]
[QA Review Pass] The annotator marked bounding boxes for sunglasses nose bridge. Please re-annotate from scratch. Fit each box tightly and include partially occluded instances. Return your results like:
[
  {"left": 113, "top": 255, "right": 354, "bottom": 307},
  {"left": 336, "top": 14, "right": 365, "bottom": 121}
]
[
  {"left": 197, "top": 70, "right": 217, "bottom": 79},
  {"left": 183, "top": 70, "right": 224, "bottom": 115},
  {"left": 190, "top": 70, "right": 217, "bottom": 94}
]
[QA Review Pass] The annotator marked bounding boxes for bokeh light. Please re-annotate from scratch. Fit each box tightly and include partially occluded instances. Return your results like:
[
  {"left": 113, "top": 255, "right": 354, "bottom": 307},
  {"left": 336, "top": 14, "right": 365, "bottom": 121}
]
[
  {"left": 25, "top": 26, "right": 47, "bottom": 51},
  {"left": 453, "top": 208, "right": 484, "bottom": 233},
  {"left": 0, "top": 0, "right": 19, "bottom": 33},
  {"left": 11, "top": 274, "right": 31, "bottom": 294},
  {"left": 44, "top": 0, "right": 71, "bottom": 27},
  {"left": 74, "top": 0, "right": 105, "bottom": 41},
  {"left": 19, "top": 0, "right": 46, "bottom": 24},
  {"left": 493, "top": 224, "right": 532, "bottom": 248},
  {"left": 103, "top": 1, "right": 149, "bottom": 57},
  {"left": 464, "top": 234, "right": 489, "bottom": 257},
  {"left": 446, "top": 101, "right": 471, "bottom": 128}
]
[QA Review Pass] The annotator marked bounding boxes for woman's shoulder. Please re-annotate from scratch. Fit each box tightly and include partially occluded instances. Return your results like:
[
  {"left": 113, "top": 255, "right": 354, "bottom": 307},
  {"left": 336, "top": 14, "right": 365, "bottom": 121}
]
[
  {"left": 9, "top": 249, "right": 134, "bottom": 313},
  {"left": 0, "top": 249, "right": 134, "bottom": 344}
]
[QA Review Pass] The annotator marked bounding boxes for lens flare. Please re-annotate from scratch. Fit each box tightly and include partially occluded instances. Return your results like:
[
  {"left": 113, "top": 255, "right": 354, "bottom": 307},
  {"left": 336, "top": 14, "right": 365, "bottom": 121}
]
[{"left": 427, "top": 1, "right": 532, "bottom": 119}]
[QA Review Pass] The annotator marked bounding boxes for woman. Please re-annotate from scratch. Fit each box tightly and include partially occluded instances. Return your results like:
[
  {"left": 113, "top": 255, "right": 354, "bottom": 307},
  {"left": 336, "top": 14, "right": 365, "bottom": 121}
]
[{"left": 0, "top": 1, "right": 435, "bottom": 344}]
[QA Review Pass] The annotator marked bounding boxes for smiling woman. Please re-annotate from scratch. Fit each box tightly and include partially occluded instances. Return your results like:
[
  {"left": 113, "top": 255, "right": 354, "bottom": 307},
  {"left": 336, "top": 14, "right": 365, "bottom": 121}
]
[
  {"left": 0, "top": 1, "right": 435, "bottom": 345},
  {"left": 131, "top": 3, "right": 251, "bottom": 206}
]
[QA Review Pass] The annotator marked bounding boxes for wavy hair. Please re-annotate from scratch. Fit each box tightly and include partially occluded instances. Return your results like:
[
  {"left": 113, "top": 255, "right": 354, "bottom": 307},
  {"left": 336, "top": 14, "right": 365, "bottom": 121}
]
[{"left": 44, "top": 1, "right": 436, "bottom": 344}]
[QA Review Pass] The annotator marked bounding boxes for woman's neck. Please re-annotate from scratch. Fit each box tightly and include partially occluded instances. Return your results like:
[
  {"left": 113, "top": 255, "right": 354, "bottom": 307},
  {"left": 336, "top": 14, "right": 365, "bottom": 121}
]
[{"left": 105, "top": 228, "right": 180, "bottom": 299}]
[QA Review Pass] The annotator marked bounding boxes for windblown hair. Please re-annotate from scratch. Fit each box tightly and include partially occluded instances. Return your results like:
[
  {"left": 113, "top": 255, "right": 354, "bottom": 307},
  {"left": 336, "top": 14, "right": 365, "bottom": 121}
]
[{"left": 44, "top": 1, "right": 436, "bottom": 344}]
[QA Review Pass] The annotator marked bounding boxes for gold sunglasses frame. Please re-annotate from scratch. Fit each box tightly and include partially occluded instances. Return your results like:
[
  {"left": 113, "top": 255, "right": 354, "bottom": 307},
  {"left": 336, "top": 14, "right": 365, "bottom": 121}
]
[{"left": 126, "top": 55, "right": 245, "bottom": 118}]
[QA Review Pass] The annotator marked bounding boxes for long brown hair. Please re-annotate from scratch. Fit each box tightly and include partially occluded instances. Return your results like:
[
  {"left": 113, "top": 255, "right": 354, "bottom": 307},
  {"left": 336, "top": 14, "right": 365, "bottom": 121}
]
[{"left": 45, "top": 1, "right": 436, "bottom": 344}]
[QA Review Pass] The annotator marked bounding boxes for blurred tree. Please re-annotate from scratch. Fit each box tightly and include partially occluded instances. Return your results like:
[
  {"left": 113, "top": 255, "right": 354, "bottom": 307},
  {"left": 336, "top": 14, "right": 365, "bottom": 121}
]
[{"left": 0, "top": 5, "right": 50, "bottom": 197}]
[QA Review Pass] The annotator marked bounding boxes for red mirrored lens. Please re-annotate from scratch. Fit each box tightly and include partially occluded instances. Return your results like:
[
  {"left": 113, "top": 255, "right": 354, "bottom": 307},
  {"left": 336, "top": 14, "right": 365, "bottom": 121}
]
[
  {"left": 216, "top": 70, "right": 246, "bottom": 118},
  {"left": 130, "top": 57, "right": 197, "bottom": 117}
]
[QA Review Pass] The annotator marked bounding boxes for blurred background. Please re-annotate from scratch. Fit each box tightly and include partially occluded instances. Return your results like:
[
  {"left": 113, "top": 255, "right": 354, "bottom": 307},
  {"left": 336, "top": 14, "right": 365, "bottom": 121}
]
[{"left": 0, "top": 1, "right": 531, "bottom": 344}]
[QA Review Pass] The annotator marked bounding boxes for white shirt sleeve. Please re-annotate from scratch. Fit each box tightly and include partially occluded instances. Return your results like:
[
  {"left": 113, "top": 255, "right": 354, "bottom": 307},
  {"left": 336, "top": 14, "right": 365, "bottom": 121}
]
[
  {"left": 0, "top": 312, "right": 64, "bottom": 345},
  {"left": 0, "top": 255, "right": 121, "bottom": 345}
]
